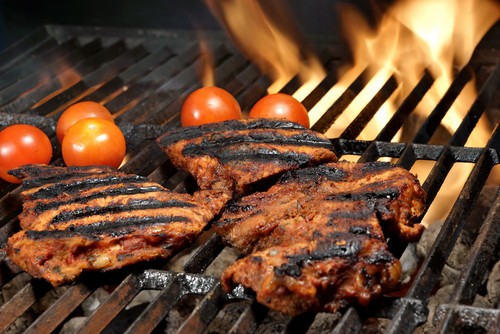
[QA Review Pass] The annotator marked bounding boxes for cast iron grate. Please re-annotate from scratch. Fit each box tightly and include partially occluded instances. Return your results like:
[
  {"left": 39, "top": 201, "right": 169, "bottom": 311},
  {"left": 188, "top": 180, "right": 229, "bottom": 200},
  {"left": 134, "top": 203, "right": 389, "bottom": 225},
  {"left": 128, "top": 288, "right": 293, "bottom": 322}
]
[{"left": 0, "top": 25, "right": 498, "bottom": 333}]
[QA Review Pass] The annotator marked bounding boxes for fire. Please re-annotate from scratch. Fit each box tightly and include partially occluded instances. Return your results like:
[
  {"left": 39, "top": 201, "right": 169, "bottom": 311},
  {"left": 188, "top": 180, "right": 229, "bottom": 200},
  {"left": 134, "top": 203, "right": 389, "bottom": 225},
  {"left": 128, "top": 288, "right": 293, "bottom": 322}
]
[
  {"left": 326, "top": 0, "right": 499, "bottom": 142},
  {"left": 198, "top": 32, "right": 215, "bottom": 88},
  {"left": 206, "top": 0, "right": 498, "bottom": 223},
  {"left": 31, "top": 62, "right": 82, "bottom": 111},
  {"left": 204, "top": 0, "right": 325, "bottom": 95},
  {"left": 330, "top": 0, "right": 499, "bottom": 224}
]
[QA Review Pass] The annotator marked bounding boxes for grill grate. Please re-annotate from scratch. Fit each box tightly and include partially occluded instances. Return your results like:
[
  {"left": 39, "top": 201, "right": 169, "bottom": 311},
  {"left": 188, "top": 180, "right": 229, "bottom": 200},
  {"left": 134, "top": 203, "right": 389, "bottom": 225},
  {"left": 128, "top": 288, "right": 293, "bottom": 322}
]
[{"left": 0, "top": 25, "right": 498, "bottom": 333}]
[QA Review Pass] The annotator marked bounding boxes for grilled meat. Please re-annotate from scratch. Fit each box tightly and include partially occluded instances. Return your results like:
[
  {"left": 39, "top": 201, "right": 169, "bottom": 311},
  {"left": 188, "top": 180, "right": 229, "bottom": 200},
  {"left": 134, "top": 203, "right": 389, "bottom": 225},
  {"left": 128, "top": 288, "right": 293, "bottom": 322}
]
[
  {"left": 156, "top": 119, "right": 337, "bottom": 195},
  {"left": 221, "top": 215, "right": 401, "bottom": 315},
  {"left": 216, "top": 161, "right": 426, "bottom": 315},
  {"left": 6, "top": 164, "right": 230, "bottom": 286},
  {"left": 215, "top": 161, "right": 426, "bottom": 253}
]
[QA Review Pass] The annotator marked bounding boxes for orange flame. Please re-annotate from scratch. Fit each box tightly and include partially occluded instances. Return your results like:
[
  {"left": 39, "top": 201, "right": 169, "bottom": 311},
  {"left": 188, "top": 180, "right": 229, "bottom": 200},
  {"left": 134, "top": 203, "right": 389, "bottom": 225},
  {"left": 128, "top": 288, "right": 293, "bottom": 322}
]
[
  {"left": 320, "top": 0, "right": 499, "bottom": 142},
  {"left": 323, "top": 0, "right": 499, "bottom": 224},
  {"left": 197, "top": 32, "right": 215, "bottom": 87},
  {"left": 31, "top": 61, "right": 82, "bottom": 111},
  {"left": 205, "top": 0, "right": 325, "bottom": 95},
  {"left": 207, "top": 0, "right": 498, "bottom": 223}
]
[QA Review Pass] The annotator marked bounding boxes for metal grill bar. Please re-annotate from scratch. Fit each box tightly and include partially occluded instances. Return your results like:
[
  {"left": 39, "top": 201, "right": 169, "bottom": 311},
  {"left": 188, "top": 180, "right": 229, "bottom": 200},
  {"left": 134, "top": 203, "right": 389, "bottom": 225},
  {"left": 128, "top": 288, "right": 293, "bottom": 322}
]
[
  {"left": 301, "top": 63, "right": 340, "bottom": 111},
  {"left": 340, "top": 75, "right": 399, "bottom": 140},
  {"left": 374, "top": 71, "right": 434, "bottom": 142},
  {"left": 116, "top": 43, "right": 228, "bottom": 124},
  {"left": 33, "top": 43, "right": 155, "bottom": 117},
  {"left": 24, "top": 283, "right": 93, "bottom": 334},
  {"left": 143, "top": 54, "right": 249, "bottom": 125},
  {"left": 4, "top": 40, "right": 130, "bottom": 114},
  {"left": 448, "top": 63, "right": 500, "bottom": 147},
  {"left": 278, "top": 47, "right": 339, "bottom": 98},
  {"left": 0, "top": 27, "right": 51, "bottom": 71},
  {"left": 355, "top": 71, "right": 434, "bottom": 163},
  {"left": 435, "top": 304, "right": 500, "bottom": 334},
  {"left": 79, "top": 274, "right": 143, "bottom": 333},
  {"left": 125, "top": 279, "right": 180, "bottom": 333},
  {"left": 0, "top": 38, "right": 77, "bottom": 91},
  {"left": 183, "top": 233, "right": 226, "bottom": 274},
  {"left": 407, "top": 128, "right": 499, "bottom": 299},
  {"left": 106, "top": 44, "right": 198, "bottom": 118},
  {"left": 175, "top": 283, "right": 224, "bottom": 334},
  {"left": 17, "top": 39, "right": 103, "bottom": 114},
  {"left": 331, "top": 307, "right": 362, "bottom": 334},
  {"left": 311, "top": 67, "right": 372, "bottom": 133},
  {"left": 412, "top": 66, "right": 475, "bottom": 144},
  {"left": 228, "top": 303, "right": 268, "bottom": 334},
  {"left": 0, "top": 279, "right": 52, "bottom": 332},
  {"left": 433, "top": 191, "right": 500, "bottom": 333},
  {"left": 447, "top": 190, "right": 500, "bottom": 305}
]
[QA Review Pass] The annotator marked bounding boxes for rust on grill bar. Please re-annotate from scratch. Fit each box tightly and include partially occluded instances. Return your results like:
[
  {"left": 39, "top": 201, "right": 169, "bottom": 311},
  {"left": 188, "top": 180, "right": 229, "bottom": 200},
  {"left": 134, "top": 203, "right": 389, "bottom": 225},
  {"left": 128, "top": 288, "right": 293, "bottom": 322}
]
[{"left": 0, "top": 23, "right": 498, "bottom": 333}]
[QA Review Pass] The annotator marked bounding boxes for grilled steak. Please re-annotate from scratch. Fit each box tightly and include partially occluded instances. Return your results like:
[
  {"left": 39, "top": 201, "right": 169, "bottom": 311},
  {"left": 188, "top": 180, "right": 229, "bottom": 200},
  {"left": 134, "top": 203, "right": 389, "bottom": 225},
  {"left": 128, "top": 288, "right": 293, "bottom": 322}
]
[
  {"left": 216, "top": 161, "right": 426, "bottom": 252},
  {"left": 221, "top": 214, "right": 401, "bottom": 315},
  {"left": 156, "top": 119, "right": 337, "bottom": 195},
  {"left": 6, "top": 164, "right": 231, "bottom": 286},
  {"left": 215, "top": 161, "right": 426, "bottom": 315}
]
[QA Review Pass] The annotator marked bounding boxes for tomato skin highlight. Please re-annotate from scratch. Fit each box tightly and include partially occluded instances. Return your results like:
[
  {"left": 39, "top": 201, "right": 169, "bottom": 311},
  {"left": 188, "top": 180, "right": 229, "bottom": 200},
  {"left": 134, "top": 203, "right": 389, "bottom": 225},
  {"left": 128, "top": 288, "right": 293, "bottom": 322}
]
[
  {"left": 61, "top": 118, "right": 126, "bottom": 169},
  {"left": 181, "top": 86, "right": 242, "bottom": 126},
  {"left": 0, "top": 124, "right": 53, "bottom": 183},
  {"left": 56, "top": 101, "right": 113, "bottom": 143},
  {"left": 249, "top": 93, "right": 310, "bottom": 128}
]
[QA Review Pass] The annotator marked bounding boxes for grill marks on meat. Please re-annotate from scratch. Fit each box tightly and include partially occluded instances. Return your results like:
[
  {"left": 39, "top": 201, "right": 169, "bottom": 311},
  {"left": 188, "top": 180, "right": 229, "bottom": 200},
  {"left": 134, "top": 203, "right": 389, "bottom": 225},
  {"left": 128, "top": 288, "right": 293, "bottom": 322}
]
[
  {"left": 215, "top": 161, "right": 425, "bottom": 315},
  {"left": 156, "top": 119, "right": 337, "bottom": 195},
  {"left": 223, "top": 228, "right": 401, "bottom": 315},
  {"left": 216, "top": 161, "right": 426, "bottom": 253},
  {"left": 6, "top": 165, "right": 231, "bottom": 286}
]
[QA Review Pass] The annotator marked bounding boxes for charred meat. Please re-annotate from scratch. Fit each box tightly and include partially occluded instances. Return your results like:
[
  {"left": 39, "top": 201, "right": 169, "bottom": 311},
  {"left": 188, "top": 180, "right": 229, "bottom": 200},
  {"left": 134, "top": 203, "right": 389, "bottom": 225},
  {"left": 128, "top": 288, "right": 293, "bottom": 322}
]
[
  {"left": 221, "top": 214, "right": 402, "bottom": 316},
  {"left": 216, "top": 161, "right": 426, "bottom": 252},
  {"left": 156, "top": 119, "right": 337, "bottom": 195},
  {"left": 215, "top": 161, "right": 426, "bottom": 315},
  {"left": 6, "top": 165, "right": 230, "bottom": 286}
]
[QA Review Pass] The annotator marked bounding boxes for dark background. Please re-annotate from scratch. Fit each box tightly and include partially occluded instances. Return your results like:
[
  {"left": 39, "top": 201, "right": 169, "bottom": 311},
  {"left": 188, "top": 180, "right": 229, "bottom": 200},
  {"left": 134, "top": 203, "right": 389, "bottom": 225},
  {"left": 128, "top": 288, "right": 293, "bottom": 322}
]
[
  {"left": 0, "top": 0, "right": 380, "bottom": 51},
  {"left": 0, "top": 1, "right": 496, "bottom": 58}
]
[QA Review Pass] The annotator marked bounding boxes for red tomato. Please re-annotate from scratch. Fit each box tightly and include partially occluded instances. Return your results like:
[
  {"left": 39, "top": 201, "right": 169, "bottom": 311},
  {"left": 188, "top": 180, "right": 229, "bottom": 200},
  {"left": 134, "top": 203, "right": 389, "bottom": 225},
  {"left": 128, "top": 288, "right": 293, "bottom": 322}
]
[
  {"left": 0, "top": 124, "right": 52, "bottom": 183},
  {"left": 181, "top": 86, "right": 242, "bottom": 126},
  {"left": 249, "top": 93, "right": 310, "bottom": 128},
  {"left": 62, "top": 118, "right": 126, "bottom": 168},
  {"left": 56, "top": 101, "right": 113, "bottom": 143}
]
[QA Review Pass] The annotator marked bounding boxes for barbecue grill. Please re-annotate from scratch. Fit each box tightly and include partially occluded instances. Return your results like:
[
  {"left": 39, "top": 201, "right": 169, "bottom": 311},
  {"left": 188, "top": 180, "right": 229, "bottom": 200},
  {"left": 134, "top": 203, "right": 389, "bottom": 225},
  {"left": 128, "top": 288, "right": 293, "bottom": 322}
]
[{"left": 0, "top": 24, "right": 498, "bottom": 334}]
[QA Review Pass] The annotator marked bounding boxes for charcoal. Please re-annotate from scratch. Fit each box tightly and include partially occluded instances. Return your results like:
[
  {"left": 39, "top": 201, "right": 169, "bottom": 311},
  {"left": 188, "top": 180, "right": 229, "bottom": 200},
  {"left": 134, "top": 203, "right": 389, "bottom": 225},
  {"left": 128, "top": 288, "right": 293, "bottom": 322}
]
[{"left": 486, "top": 261, "right": 500, "bottom": 307}]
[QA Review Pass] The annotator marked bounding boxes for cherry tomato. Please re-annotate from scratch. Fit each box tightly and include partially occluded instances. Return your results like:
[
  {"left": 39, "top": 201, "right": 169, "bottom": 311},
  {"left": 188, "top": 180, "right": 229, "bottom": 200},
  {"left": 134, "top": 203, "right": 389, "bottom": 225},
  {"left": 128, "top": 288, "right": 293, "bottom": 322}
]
[
  {"left": 181, "top": 86, "right": 242, "bottom": 126},
  {"left": 249, "top": 93, "right": 310, "bottom": 128},
  {"left": 56, "top": 101, "right": 113, "bottom": 143},
  {"left": 62, "top": 118, "right": 126, "bottom": 168},
  {"left": 0, "top": 124, "right": 52, "bottom": 183}
]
